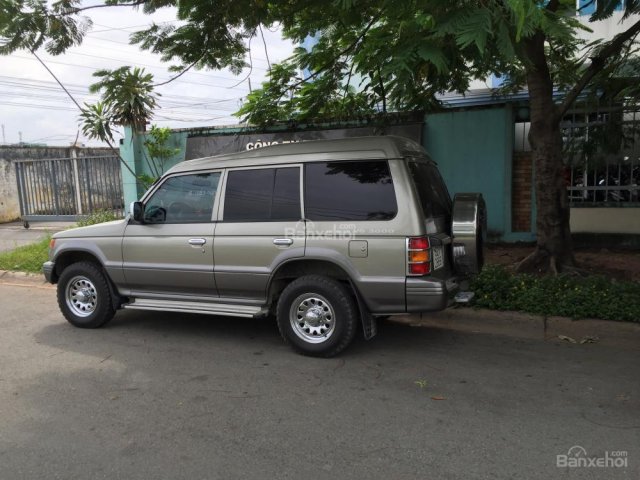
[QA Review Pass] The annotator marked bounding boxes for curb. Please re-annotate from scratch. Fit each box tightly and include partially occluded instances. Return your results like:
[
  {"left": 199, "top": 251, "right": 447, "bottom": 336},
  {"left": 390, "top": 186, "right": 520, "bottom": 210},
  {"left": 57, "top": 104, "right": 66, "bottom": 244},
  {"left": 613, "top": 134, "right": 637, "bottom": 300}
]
[
  {"left": 389, "top": 308, "right": 640, "bottom": 350},
  {"left": 0, "top": 270, "right": 53, "bottom": 288}
]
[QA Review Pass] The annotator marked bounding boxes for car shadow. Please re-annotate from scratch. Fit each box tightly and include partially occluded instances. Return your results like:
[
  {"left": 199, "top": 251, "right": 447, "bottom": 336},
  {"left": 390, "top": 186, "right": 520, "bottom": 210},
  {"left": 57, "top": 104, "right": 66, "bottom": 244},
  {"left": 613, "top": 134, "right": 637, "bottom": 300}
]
[{"left": 33, "top": 308, "right": 462, "bottom": 362}]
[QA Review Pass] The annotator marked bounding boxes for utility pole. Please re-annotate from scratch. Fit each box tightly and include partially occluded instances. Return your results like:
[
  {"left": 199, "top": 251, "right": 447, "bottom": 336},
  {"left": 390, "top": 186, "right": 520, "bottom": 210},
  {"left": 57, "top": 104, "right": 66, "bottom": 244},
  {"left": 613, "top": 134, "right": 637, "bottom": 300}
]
[
  {"left": 18, "top": 131, "right": 22, "bottom": 144},
  {"left": 1, "top": 124, "right": 5, "bottom": 144}
]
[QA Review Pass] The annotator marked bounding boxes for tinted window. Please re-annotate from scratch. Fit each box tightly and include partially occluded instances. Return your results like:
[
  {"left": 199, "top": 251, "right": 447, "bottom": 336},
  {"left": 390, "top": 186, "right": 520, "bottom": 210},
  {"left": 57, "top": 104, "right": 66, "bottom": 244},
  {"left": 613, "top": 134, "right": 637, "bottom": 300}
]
[
  {"left": 304, "top": 161, "right": 397, "bottom": 221},
  {"left": 272, "top": 168, "right": 301, "bottom": 220},
  {"left": 408, "top": 162, "right": 452, "bottom": 218},
  {"left": 144, "top": 172, "right": 220, "bottom": 224},
  {"left": 224, "top": 167, "right": 301, "bottom": 221}
]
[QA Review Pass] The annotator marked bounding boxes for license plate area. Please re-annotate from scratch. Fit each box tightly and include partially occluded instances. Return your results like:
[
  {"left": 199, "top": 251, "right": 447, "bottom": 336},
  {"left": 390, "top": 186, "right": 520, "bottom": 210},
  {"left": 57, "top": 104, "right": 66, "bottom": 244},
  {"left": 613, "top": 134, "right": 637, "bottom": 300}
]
[{"left": 432, "top": 246, "right": 444, "bottom": 270}]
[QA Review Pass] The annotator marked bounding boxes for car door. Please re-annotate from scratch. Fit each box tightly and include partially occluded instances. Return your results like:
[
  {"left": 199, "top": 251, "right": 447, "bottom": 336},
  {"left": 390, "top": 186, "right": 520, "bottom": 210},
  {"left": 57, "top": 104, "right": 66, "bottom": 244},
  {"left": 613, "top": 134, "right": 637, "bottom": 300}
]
[
  {"left": 213, "top": 165, "right": 305, "bottom": 301},
  {"left": 303, "top": 160, "right": 407, "bottom": 311},
  {"left": 122, "top": 171, "right": 222, "bottom": 298}
]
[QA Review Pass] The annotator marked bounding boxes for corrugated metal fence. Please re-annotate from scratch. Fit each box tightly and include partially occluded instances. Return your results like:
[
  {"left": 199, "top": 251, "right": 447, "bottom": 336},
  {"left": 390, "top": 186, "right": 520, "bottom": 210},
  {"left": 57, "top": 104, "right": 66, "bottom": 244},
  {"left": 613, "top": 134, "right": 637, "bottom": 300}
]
[{"left": 15, "top": 155, "right": 124, "bottom": 222}]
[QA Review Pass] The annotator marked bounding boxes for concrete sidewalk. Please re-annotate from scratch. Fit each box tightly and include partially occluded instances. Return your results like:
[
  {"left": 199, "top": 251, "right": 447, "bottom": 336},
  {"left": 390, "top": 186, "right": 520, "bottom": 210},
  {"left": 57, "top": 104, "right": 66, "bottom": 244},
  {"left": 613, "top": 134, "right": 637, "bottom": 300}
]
[{"left": 0, "top": 221, "right": 74, "bottom": 253}]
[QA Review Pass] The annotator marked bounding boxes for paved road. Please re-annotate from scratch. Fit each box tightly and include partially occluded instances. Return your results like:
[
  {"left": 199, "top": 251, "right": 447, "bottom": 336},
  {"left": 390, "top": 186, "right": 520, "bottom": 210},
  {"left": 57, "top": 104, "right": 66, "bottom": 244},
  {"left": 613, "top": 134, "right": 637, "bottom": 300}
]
[
  {"left": 0, "top": 222, "right": 74, "bottom": 252},
  {"left": 0, "top": 282, "right": 638, "bottom": 479}
]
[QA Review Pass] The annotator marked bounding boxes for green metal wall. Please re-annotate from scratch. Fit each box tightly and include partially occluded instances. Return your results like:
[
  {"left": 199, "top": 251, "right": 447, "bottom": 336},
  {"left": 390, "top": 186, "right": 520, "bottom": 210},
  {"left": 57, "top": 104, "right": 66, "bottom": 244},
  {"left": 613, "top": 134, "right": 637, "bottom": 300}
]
[
  {"left": 423, "top": 106, "right": 532, "bottom": 242},
  {"left": 121, "top": 126, "right": 188, "bottom": 205},
  {"left": 121, "top": 109, "right": 532, "bottom": 242}
]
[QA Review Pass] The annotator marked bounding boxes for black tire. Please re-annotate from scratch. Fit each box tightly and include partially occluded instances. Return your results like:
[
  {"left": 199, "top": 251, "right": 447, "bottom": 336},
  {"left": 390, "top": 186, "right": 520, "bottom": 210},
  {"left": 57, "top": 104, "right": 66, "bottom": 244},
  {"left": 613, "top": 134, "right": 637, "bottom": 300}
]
[
  {"left": 57, "top": 261, "right": 115, "bottom": 328},
  {"left": 276, "top": 275, "right": 358, "bottom": 357}
]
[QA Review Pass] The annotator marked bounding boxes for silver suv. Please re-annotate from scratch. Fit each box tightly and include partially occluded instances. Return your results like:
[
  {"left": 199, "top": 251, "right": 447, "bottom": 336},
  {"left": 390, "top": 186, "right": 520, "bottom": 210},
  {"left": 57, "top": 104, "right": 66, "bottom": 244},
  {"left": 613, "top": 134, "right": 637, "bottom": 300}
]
[{"left": 43, "top": 136, "right": 486, "bottom": 357}]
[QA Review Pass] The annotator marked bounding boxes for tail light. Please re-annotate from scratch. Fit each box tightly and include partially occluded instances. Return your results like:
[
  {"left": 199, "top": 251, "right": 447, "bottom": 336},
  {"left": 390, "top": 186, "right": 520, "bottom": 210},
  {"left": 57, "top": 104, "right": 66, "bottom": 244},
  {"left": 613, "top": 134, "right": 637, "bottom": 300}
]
[{"left": 407, "top": 236, "right": 430, "bottom": 275}]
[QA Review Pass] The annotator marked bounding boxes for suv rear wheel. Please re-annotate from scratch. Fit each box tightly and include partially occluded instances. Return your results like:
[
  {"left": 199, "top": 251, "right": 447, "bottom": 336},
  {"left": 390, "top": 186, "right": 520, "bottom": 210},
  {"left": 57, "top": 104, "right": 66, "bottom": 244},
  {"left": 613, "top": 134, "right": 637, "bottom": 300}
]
[
  {"left": 276, "top": 275, "right": 358, "bottom": 357},
  {"left": 57, "top": 261, "right": 115, "bottom": 328}
]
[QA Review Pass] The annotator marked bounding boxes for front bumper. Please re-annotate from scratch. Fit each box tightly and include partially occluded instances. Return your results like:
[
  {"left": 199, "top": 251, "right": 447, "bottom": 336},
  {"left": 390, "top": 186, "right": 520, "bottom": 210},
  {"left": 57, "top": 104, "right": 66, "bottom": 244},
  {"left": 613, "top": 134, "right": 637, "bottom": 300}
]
[
  {"left": 406, "top": 276, "right": 459, "bottom": 312},
  {"left": 42, "top": 261, "right": 55, "bottom": 283}
]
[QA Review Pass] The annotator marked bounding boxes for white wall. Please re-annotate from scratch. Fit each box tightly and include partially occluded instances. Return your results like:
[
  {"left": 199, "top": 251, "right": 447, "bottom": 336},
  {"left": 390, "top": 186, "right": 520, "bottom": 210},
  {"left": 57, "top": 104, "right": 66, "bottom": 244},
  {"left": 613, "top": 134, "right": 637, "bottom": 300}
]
[
  {"left": 571, "top": 207, "right": 640, "bottom": 234},
  {"left": 576, "top": 9, "right": 640, "bottom": 42}
]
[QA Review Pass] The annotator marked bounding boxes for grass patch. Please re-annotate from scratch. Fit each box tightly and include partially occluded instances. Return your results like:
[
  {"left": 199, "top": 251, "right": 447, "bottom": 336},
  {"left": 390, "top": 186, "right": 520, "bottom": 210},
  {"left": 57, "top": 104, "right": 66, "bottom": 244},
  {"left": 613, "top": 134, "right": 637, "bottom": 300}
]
[
  {"left": 471, "top": 265, "right": 640, "bottom": 322},
  {"left": 0, "top": 235, "right": 51, "bottom": 273},
  {"left": 0, "top": 212, "right": 123, "bottom": 274}
]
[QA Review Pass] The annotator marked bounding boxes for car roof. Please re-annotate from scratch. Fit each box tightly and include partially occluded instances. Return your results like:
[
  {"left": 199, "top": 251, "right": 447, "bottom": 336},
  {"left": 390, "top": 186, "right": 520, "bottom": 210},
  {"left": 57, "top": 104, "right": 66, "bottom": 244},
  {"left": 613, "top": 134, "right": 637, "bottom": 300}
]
[{"left": 167, "top": 135, "right": 428, "bottom": 174}]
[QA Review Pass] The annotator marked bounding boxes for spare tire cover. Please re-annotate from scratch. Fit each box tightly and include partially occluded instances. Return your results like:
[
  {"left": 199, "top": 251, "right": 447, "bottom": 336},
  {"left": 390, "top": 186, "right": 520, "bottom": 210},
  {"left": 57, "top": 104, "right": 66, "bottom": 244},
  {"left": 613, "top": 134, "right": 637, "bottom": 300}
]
[{"left": 451, "top": 193, "right": 487, "bottom": 275}]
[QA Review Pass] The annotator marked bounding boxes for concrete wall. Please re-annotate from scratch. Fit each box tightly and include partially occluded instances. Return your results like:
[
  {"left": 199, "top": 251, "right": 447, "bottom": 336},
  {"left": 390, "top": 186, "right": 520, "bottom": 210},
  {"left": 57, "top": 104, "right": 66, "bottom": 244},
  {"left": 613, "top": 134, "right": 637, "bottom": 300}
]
[
  {"left": 0, "top": 157, "right": 20, "bottom": 222},
  {"left": 0, "top": 146, "right": 112, "bottom": 223},
  {"left": 571, "top": 208, "right": 640, "bottom": 234}
]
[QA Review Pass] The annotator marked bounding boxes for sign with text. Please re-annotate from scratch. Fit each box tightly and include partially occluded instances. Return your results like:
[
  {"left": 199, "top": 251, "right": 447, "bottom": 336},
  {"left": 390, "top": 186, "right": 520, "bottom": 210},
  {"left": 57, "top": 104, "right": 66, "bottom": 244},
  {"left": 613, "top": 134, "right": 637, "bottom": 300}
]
[{"left": 184, "top": 124, "right": 423, "bottom": 160}]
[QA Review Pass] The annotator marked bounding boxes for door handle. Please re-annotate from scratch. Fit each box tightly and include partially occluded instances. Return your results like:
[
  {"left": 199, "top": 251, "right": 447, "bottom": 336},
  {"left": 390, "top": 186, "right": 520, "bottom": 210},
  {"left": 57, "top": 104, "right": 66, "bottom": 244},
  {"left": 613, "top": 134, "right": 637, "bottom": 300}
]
[
  {"left": 188, "top": 238, "right": 206, "bottom": 246},
  {"left": 273, "top": 238, "right": 294, "bottom": 246}
]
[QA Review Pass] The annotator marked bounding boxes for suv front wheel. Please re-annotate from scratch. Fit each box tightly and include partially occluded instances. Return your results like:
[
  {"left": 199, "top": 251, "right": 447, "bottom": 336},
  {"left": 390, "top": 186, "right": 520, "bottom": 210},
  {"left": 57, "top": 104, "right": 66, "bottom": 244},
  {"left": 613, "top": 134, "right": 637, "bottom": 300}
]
[
  {"left": 276, "top": 275, "right": 358, "bottom": 357},
  {"left": 57, "top": 261, "right": 116, "bottom": 329}
]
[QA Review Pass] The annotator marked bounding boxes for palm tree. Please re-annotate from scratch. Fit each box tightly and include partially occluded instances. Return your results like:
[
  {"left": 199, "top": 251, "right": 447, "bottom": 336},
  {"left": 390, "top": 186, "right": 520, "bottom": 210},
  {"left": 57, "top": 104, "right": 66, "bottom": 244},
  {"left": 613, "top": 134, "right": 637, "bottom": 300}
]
[
  {"left": 89, "top": 66, "right": 158, "bottom": 132},
  {"left": 79, "top": 101, "right": 114, "bottom": 143},
  {"left": 78, "top": 67, "right": 159, "bottom": 187}
]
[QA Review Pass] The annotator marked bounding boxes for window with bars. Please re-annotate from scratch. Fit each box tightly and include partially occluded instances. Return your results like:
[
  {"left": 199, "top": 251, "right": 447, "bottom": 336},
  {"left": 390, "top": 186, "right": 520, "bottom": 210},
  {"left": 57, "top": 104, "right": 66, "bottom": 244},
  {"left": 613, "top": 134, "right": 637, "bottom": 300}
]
[{"left": 514, "top": 103, "right": 640, "bottom": 206}]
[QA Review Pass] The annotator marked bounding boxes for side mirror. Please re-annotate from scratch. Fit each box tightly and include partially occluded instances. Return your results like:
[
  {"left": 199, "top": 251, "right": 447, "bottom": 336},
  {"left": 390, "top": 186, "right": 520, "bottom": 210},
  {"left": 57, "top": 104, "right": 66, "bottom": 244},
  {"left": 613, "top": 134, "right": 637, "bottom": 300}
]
[{"left": 132, "top": 201, "right": 145, "bottom": 223}]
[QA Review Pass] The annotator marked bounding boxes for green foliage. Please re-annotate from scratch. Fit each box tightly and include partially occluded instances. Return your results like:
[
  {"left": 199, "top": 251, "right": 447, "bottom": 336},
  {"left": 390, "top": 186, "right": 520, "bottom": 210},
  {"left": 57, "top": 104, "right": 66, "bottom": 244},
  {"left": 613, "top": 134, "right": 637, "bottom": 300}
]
[
  {"left": 0, "top": 235, "right": 51, "bottom": 273},
  {"left": 89, "top": 66, "right": 158, "bottom": 132},
  {"left": 471, "top": 265, "right": 640, "bottom": 322},
  {"left": 143, "top": 125, "right": 181, "bottom": 176},
  {"left": 236, "top": 58, "right": 375, "bottom": 126},
  {"left": 232, "top": 0, "right": 636, "bottom": 123},
  {"left": 79, "top": 101, "right": 114, "bottom": 143},
  {"left": 78, "top": 67, "right": 158, "bottom": 147},
  {"left": 3, "top": 0, "right": 639, "bottom": 125},
  {"left": 0, "top": 0, "right": 91, "bottom": 56},
  {"left": 76, "top": 209, "right": 123, "bottom": 227},
  {"left": 137, "top": 173, "right": 158, "bottom": 189}
]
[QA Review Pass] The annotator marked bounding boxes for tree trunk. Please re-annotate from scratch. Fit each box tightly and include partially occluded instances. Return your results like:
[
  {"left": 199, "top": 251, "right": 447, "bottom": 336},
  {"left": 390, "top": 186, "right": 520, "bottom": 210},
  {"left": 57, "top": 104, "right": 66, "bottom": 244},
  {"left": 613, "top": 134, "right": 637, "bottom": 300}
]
[{"left": 518, "top": 35, "right": 575, "bottom": 273}]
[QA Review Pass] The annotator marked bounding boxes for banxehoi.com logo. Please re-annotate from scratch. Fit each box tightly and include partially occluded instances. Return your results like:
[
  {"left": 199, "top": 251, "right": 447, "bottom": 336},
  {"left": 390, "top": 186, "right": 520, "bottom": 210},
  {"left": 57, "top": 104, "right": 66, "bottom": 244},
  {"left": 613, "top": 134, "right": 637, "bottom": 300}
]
[
  {"left": 284, "top": 220, "right": 358, "bottom": 240},
  {"left": 556, "top": 446, "right": 628, "bottom": 469}
]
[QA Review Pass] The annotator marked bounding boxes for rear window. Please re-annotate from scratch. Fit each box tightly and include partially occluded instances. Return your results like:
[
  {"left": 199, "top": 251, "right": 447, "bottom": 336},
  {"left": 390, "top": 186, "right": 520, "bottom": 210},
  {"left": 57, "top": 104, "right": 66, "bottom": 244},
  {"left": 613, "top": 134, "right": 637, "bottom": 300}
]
[
  {"left": 304, "top": 160, "right": 398, "bottom": 221},
  {"left": 408, "top": 161, "right": 452, "bottom": 218}
]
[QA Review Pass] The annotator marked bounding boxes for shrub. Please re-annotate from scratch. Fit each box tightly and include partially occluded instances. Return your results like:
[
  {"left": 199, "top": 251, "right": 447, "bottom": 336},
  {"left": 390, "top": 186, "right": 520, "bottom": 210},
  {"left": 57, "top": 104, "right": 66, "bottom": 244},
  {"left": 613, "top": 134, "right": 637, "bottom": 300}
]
[
  {"left": 471, "top": 265, "right": 640, "bottom": 322},
  {"left": 76, "top": 210, "right": 122, "bottom": 227}
]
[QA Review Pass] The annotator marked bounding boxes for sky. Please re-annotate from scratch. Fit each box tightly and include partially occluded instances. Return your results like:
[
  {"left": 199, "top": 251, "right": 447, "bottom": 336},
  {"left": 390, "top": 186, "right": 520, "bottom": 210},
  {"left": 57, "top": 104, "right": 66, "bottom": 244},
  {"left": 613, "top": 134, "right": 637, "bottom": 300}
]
[{"left": 0, "top": 4, "right": 294, "bottom": 146}]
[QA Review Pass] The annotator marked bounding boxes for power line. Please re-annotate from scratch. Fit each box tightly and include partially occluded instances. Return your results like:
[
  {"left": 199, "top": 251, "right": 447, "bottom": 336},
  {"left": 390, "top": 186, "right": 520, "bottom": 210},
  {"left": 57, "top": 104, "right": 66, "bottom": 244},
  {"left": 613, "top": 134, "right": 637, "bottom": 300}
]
[
  {"left": 83, "top": 32, "right": 275, "bottom": 67},
  {"left": 89, "top": 20, "right": 177, "bottom": 34},
  {"left": 60, "top": 50, "right": 268, "bottom": 81},
  {"left": 0, "top": 74, "right": 245, "bottom": 106},
  {"left": 154, "top": 114, "right": 234, "bottom": 122},
  {"left": 23, "top": 134, "right": 78, "bottom": 143},
  {"left": 8, "top": 53, "right": 253, "bottom": 91},
  {"left": 0, "top": 83, "right": 240, "bottom": 111},
  {"left": 0, "top": 100, "right": 79, "bottom": 112}
]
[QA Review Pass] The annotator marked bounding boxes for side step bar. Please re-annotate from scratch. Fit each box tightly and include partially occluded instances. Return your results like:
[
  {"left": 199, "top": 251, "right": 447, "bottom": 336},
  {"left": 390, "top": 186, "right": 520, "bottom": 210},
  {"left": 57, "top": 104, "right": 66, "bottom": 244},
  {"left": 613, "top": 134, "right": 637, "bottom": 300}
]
[{"left": 124, "top": 298, "right": 264, "bottom": 318}]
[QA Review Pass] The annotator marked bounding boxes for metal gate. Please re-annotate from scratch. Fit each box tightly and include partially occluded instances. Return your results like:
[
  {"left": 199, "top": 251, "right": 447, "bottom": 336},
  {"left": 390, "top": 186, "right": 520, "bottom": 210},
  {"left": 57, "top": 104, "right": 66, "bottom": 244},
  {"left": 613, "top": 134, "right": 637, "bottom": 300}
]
[{"left": 15, "top": 155, "right": 125, "bottom": 223}]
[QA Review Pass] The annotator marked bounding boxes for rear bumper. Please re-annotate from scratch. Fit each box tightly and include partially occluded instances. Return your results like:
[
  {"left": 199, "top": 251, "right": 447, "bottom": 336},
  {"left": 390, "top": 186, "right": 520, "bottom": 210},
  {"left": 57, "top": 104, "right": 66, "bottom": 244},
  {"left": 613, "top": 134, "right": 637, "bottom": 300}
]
[
  {"left": 43, "top": 261, "right": 55, "bottom": 283},
  {"left": 406, "top": 276, "right": 459, "bottom": 312}
]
